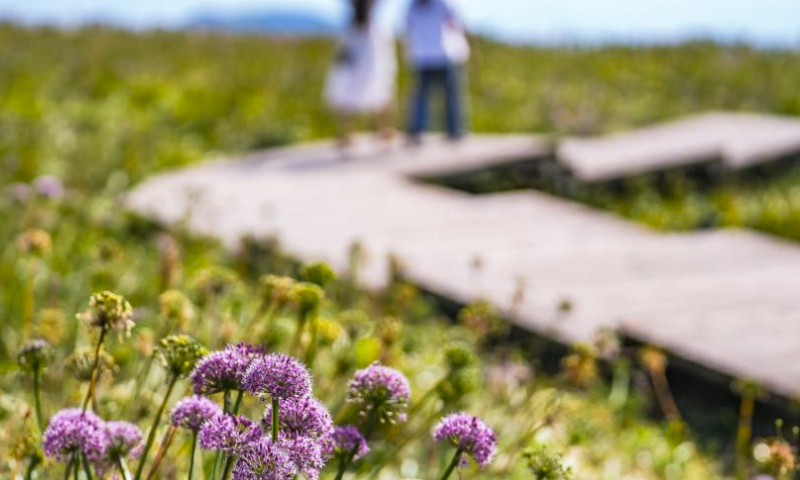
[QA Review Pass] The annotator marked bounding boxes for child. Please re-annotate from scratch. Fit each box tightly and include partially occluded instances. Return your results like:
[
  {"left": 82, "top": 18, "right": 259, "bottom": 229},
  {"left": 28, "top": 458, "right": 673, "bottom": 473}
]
[{"left": 324, "top": 0, "right": 397, "bottom": 149}]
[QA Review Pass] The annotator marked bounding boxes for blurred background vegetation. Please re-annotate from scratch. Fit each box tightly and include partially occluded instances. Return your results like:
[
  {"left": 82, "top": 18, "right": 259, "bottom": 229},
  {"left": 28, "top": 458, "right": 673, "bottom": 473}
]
[{"left": 3, "top": 22, "right": 800, "bottom": 479}]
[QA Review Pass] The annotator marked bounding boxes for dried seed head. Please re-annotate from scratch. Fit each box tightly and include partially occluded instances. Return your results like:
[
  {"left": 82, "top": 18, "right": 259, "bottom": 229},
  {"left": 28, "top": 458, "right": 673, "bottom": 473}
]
[{"left": 77, "top": 291, "right": 135, "bottom": 337}]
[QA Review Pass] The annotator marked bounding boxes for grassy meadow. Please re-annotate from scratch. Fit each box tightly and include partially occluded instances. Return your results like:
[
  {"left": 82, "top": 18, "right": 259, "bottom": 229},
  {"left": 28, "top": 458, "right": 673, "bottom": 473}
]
[{"left": 3, "top": 23, "right": 800, "bottom": 480}]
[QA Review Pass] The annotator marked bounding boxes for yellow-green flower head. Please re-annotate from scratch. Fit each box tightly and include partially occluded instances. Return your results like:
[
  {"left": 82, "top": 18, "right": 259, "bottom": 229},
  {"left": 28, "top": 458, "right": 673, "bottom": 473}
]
[
  {"left": 93, "top": 239, "right": 125, "bottom": 263},
  {"left": 66, "top": 349, "right": 117, "bottom": 382},
  {"left": 17, "top": 339, "right": 53, "bottom": 372},
  {"left": 314, "top": 318, "right": 341, "bottom": 346},
  {"left": 293, "top": 282, "right": 324, "bottom": 318},
  {"left": 301, "top": 262, "right": 338, "bottom": 288},
  {"left": 444, "top": 343, "right": 478, "bottom": 371},
  {"left": 34, "top": 308, "right": 66, "bottom": 345},
  {"left": 191, "top": 266, "right": 241, "bottom": 300},
  {"left": 159, "top": 290, "right": 195, "bottom": 331},
  {"left": 13, "top": 428, "right": 43, "bottom": 463},
  {"left": 259, "top": 275, "right": 296, "bottom": 306},
  {"left": 156, "top": 335, "right": 207, "bottom": 378},
  {"left": 379, "top": 317, "right": 403, "bottom": 345},
  {"left": 457, "top": 301, "right": 507, "bottom": 339},
  {"left": 436, "top": 368, "right": 479, "bottom": 409},
  {"left": 523, "top": 446, "right": 574, "bottom": 480},
  {"left": 16, "top": 229, "right": 52, "bottom": 257},
  {"left": 77, "top": 291, "right": 135, "bottom": 336}
]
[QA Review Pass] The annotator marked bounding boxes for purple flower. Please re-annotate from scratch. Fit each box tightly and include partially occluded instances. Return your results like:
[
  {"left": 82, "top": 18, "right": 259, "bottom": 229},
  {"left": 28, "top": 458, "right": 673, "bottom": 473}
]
[
  {"left": 199, "top": 413, "right": 262, "bottom": 455},
  {"left": 347, "top": 363, "right": 410, "bottom": 424},
  {"left": 433, "top": 413, "right": 497, "bottom": 469},
  {"left": 231, "top": 438, "right": 297, "bottom": 480},
  {"left": 191, "top": 344, "right": 265, "bottom": 394},
  {"left": 243, "top": 353, "right": 312, "bottom": 402},
  {"left": 43, "top": 409, "right": 107, "bottom": 463},
  {"left": 6, "top": 182, "right": 32, "bottom": 203},
  {"left": 284, "top": 436, "right": 325, "bottom": 480},
  {"left": 95, "top": 421, "right": 143, "bottom": 476},
  {"left": 33, "top": 175, "right": 65, "bottom": 199},
  {"left": 171, "top": 395, "right": 222, "bottom": 432},
  {"left": 322, "top": 425, "right": 369, "bottom": 462},
  {"left": 262, "top": 396, "right": 332, "bottom": 440},
  {"left": 103, "top": 421, "right": 143, "bottom": 459}
]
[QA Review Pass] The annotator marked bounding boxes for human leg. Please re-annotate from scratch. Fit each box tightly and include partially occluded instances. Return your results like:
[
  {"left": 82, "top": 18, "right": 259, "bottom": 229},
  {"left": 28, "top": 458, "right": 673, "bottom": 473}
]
[{"left": 444, "top": 64, "right": 466, "bottom": 140}]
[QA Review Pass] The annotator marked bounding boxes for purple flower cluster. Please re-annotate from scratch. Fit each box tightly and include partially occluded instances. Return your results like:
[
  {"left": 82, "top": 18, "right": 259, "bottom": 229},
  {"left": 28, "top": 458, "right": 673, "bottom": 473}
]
[
  {"left": 171, "top": 395, "right": 222, "bottom": 432},
  {"left": 199, "top": 413, "right": 263, "bottom": 455},
  {"left": 95, "top": 421, "right": 143, "bottom": 476},
  {"left": 347, "top": 363, "right": 411, "bottom": 424},
  {"left": 262, "top": 396, "right": 332, "bottom": 439},
  {"left": 322, "top": 425, "right": 370, "bottom": 462},
  {"left": 231, "top": 438, "right": 297, "bottom": 480},
  {"left": 433, "top": 413, "right": 497, "bottom": 468},
  {"left": 43, "top": 409, "right": 107, "bottom": 463},
  {"left": 243, "top": 354, "right": 312, "bottom": 401},
  {"left": 284, "top": 436, "right": 325, "bottom": 480},
  {"left": 43, "top": 409, "right": 145, "bottom": 473},
  {"left": 191, "top": 343, "right": 265, "bottom": 394},
  {"left": 103, "top": 421, "right": 143, "bottom": 458}
]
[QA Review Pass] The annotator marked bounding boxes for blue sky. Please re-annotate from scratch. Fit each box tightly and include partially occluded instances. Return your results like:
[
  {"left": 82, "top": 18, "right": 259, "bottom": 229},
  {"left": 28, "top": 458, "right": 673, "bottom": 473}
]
[{"left": 2, "top": 0, "right": 800, "bottom": 46}]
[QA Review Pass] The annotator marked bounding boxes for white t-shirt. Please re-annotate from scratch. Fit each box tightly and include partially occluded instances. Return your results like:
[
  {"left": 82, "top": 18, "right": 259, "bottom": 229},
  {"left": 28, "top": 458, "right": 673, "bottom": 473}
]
[{"left": 406, "top": 0, "right": 470, "bottom": 67}]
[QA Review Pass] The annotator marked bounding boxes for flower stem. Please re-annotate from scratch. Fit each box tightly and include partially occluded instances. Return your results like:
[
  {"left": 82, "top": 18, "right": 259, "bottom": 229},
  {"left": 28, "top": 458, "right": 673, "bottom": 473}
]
[
  {"left": 232, "top": 390, "right": 244, "bottom": 415},
  {"left": 81, "top": 451, "right": 95, "bottom": 480},
  {"left": 134, "top": 375, "right": 178, "bottom": 480},
  {"left": 271, "top": 398, "right": 280, "bottom": 442},
  {"left": 145, "top": 426, "right": 177, "bottom": 480},
  {"left": 303, "top": 316, "right": 318, "bottom": 368},
  {"left": 220, "top": 454, "right": 237, "bottom": 480},
  {"left": 82, "top": 326, "right": 108, "bottom": 413},
  {"left": 438, "top": 448, "right": 464, "bottom": 480},
  {"left": 25, "top": 456, "right": 40, "bottom": 480},
  {"left": 73, "top": 454, "right": 79, "bottom": 480},
  {"left": 118, "top": 457, "right": 133, "bottom": 480},
  {"left": 187, "top": 432, "right": 197, "bottom": 480},
  {"left": 333, "top": 455, "right": 349, "bottom": 480},
  {"left": 32, "top": 368, "right": 45, "bottom": 432},
  {"left": 63, "top": 456, "right": 74, "bottom": 480}
]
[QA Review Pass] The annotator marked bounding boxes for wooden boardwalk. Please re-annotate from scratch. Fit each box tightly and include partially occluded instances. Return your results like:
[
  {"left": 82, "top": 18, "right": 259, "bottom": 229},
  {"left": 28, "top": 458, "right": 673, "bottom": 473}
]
[
  {"left": 127, "top": 133, "right": 800, "bottom": 399},
  {"left": 559, "top": 112, "right": 800, "bottom": 182}
]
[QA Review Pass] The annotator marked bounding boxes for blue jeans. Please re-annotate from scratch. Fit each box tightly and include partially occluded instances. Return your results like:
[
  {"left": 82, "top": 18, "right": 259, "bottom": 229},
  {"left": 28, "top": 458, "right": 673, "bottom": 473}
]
[{"left": 408, "top": 65, "right": 465, "bottom": 139}]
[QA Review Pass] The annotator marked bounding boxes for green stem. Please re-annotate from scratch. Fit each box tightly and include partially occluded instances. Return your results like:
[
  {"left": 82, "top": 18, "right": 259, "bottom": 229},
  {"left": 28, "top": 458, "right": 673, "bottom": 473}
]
[
  {"left": 304, "top": 315, "right": 319, "bottom": 367},
  {"left": 118, "top": 457, "right": 133, "bottom": 480},
  {"left": 271, "top": 398, "right": 279, "bottom": 442},
  {"left": 73, "top": 454, "right": 80, "bottom": 480},
  {"left": 211, "top": 389, "right": 235, "bottom": 480},
  {"left": 223, "top": 390, "right": 232, "bottom": 414},
  {"left": 220, "top": 454, "right": 237, "bottom": 480},
  {"left": 134, "top": 375, "right": 178, "bottom": 480},
  {"left": 333, "top": 452, "right": 354, "bottom": 480},
  {"left": 32, "top": 368, "right": 44, "bottom": 432},
  {"left": 438, "top": 448, "right": 464, "bottom": 480},
  {"left": 63, "top": 456, "right": 74, "bottom": 480},
  {"left": 232, "top": 390, "right": 244, "bottom": 415},
  {"left": 25, "top": 456, "right": 40, "bottom": 480},
  {"left": 187, "top": 433, "right": 197, "bottom": 480},
  {"left": 81, "top": 451, "right": 95, "bottom": 480},
  {"left": 82, "top": 326, "right": 108, "bottom": 413}
]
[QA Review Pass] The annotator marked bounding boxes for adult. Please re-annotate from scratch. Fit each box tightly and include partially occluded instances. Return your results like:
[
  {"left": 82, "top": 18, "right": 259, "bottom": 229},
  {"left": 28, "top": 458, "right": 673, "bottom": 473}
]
[{"left": 405, "top": 0, "right": 470, "bottom": 142}]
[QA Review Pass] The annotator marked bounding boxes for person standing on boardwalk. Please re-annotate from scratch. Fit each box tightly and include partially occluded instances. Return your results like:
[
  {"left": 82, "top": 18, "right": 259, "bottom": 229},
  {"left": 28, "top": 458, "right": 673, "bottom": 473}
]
[
  {"left": 324, "top": 0, "right": 397, "bottom": 150},
  {"left": 405, "top": 0, "right": 470, "bottom": 143}
]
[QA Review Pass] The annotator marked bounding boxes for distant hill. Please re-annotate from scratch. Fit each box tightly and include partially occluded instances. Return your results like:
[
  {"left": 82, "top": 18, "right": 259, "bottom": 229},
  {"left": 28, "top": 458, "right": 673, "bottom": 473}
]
[{"left": 187, "top": 10, "right": 342, "bottom": 36}]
